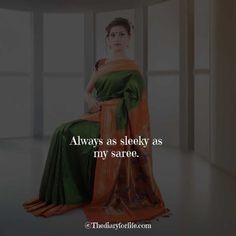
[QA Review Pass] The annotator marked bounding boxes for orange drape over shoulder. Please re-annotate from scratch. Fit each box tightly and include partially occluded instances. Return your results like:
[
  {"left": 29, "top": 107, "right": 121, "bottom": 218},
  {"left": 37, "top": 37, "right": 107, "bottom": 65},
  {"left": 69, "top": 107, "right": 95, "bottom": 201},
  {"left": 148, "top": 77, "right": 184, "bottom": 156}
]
[{"left": 82, "top": 59, "right": 170, "bottom": 223}]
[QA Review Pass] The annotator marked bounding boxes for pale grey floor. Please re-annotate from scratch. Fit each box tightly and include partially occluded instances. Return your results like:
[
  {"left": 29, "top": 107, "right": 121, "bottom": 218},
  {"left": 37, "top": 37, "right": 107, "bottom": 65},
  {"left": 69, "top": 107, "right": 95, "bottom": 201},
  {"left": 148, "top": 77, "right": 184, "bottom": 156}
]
[{"left": 0, "top": 137, "right": 236, "bottom": 236}]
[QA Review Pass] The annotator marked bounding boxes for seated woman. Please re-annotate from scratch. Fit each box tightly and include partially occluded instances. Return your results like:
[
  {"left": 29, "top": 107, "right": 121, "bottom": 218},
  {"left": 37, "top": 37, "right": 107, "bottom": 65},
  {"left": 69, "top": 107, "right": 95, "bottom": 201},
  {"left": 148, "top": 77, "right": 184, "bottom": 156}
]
[{"left": 23, "top": 17, "right": 170, "bottom": 223}]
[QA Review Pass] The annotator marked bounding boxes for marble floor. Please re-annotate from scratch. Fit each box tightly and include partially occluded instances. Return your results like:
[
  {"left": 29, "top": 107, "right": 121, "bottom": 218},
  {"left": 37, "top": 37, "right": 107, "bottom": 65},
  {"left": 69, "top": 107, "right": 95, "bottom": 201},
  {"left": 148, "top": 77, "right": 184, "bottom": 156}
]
[{"left": 0, "top": 137, "right": 236, "bottom": 236}]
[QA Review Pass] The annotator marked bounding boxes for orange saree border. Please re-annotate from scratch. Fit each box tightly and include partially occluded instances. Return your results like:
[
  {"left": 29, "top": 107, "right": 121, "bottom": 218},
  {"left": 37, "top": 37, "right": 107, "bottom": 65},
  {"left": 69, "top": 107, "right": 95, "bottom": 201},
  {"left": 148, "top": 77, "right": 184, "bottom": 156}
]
[
  {"left": 93, "top": 58, "right": 144, "bottom": 81},
  {"left": 81, "top": 95, "right": 170, "bottom": 223}
]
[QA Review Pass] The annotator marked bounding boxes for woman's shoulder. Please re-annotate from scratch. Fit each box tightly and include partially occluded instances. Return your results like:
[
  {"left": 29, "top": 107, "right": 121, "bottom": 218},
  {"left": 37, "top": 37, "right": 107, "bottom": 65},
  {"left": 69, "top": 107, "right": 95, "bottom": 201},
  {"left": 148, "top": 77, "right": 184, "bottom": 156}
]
[{"left": 94, "top": 58, "right": 108, "bottom": 71}]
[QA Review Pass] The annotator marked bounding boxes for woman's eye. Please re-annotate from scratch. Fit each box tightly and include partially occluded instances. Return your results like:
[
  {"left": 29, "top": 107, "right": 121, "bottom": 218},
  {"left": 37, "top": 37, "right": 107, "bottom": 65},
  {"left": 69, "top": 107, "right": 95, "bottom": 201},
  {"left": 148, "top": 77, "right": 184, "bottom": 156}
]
[{"left": 110, "top": 32, "right": 125, "bottom": 37}]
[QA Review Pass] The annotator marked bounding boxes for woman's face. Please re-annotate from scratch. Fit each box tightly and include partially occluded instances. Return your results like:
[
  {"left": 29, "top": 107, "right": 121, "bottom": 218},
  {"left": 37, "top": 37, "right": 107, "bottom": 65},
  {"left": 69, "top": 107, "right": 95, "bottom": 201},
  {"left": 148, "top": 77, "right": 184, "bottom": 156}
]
[{"left": 107, "top": 25, "right": 130, "bottom": 52}]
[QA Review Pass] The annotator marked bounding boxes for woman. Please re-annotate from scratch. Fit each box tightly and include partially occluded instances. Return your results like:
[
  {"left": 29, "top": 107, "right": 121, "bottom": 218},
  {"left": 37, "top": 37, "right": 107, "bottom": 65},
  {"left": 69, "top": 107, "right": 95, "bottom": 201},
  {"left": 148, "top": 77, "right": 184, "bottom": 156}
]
[{"left": 23, "top": 17, "right": 170, "bottom": 223}]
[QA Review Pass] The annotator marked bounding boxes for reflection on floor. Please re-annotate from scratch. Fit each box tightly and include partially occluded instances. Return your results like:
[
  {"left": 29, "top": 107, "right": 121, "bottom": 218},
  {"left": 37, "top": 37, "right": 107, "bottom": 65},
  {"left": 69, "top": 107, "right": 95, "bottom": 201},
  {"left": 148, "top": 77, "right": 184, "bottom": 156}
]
[{"left": 0, "top": 137, "right": 236, "bottom": 236}]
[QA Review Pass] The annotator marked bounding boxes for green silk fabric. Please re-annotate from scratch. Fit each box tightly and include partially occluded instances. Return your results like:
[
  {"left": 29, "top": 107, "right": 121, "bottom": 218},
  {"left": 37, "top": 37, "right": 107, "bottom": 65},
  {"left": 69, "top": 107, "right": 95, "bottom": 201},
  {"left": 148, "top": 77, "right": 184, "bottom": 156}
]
[
  {"left": 39, "top": 70, "right": 144, "bottom": 204},
  {"left": 95, "top": 70, "right": 144, "bottom": 129}
]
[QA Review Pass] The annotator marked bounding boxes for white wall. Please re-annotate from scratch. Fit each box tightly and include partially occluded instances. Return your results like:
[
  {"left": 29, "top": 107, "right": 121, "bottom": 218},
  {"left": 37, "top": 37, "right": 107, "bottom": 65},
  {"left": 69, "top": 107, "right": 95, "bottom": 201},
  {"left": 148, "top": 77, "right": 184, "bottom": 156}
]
[
  {"left": 0, "top": 10, "right": 85, "bottom": 138},
  {"left": 194, "top": 0, "right": 210, "bottom": 159},
  {"left": 0, "top": 9, "right": 32, "bottom": 138},
  {"left": 148, "top": 0, "right": 180, "bottom": 147},
  {"left": 210, "top": 0, "right": 236, "bottom": 176},
  {"left": 43, "top": 13, "right": 85, "bottom": 136},
  {"left": 148, "top": 0, "right": 211, "bottom": 156}
]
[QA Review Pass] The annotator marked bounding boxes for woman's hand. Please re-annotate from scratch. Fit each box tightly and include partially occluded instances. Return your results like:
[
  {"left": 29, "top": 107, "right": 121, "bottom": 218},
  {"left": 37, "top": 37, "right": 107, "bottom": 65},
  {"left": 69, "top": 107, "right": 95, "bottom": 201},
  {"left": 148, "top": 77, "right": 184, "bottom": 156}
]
[{"left": 86, "top": 94, "right": 101, "bottom": 113}]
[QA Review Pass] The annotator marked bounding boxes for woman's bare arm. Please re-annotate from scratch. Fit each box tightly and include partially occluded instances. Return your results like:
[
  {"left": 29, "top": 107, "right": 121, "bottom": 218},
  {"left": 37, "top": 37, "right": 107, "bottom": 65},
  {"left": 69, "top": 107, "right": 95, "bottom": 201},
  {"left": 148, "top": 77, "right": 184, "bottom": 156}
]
[{"left": 84, "top": 70, "right": 101, "bottom": 113}]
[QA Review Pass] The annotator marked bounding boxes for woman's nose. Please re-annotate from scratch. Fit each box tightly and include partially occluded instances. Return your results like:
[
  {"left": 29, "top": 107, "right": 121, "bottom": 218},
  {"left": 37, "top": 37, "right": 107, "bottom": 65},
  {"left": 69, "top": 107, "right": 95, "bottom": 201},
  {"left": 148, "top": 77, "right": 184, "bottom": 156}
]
[{"left": 114, "top": 34, "right": 119, "bottom": 40}]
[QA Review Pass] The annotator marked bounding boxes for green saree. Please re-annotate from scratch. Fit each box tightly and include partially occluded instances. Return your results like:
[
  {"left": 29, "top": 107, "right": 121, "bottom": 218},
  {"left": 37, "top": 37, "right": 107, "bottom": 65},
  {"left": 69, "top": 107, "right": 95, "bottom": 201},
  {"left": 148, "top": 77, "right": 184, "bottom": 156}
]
[{"left": 23, "top": 58, "right": 170, "bottom": 222}]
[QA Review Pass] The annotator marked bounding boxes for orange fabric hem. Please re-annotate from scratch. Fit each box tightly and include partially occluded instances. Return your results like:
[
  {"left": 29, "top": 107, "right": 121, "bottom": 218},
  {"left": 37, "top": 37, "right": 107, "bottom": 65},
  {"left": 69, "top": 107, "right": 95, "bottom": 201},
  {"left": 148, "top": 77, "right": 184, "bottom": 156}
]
[
  {"left": 83, "top": 205, "right": 170, "bottom": 223},
  {"left": 22, "top": 198, "right": 86, "bottom": 217}
]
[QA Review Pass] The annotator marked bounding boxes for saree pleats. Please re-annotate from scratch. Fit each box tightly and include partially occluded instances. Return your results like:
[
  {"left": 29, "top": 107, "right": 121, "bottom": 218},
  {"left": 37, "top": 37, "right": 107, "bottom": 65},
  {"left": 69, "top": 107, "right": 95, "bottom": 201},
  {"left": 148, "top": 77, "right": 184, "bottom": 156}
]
[
  {"left": 23, "top": 58, "right": 170, "bottom": 221},
  {"left": 23, "top": 120, "right": 100, "bottom": 216}
]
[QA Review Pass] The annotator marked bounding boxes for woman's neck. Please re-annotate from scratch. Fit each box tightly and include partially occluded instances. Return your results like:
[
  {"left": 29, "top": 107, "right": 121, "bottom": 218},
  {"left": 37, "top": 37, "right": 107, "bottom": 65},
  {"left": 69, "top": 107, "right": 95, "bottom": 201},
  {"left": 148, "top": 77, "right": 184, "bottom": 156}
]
[{"left": 109, "top": 51, "right": 129, "bottom": 61}]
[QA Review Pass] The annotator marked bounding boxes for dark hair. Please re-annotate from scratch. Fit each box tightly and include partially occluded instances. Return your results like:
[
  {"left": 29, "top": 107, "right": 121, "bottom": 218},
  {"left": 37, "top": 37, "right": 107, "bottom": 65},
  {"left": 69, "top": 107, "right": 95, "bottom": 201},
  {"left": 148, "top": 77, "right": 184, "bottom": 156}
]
[{"left": 105, "top": 17, "right": 134, "bottom": 37}]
